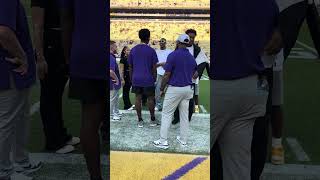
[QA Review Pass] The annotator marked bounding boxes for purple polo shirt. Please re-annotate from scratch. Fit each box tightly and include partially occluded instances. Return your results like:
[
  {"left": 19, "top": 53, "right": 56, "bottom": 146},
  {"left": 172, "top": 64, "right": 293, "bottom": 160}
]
[
  {"left": 110, "top": 54, "right": 121, "bottom": 91},
  {"left": 59, "top": 0, "right": 107, "bottom": 80},
  {"left": 0, "top": 0, "right": 36, "bottom": 90},
  {"left": 164, "top": 48, "right": 197, "bottom": 87},
  {"left": 211, "top": 0, "right": 279, "bottom": 80},
  {"left": 128, "top": 44, "right": 158, "bottom": 87}
]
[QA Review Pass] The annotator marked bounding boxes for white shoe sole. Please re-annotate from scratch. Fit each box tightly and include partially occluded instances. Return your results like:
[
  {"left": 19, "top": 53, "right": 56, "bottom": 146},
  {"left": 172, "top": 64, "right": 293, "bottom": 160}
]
[{"left": 153, "top": 144, "right": 169, "bottom": 149}]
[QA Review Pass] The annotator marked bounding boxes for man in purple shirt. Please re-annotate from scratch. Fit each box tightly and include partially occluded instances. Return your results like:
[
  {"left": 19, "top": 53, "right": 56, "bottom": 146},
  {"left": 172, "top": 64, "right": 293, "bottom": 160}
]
[
  {"left": 0, "top": 0, "right": 42, "bottom": 179},
  {"left": 60, "top": 0, "right": 107, "bottom": 179},
  {"left": 153, "top": 34, "right": 198, "bottom": 149},
  {"left": 211, "top": 0, "right": 282, "bottom": 179},
  {"left": 128, "top": 29, "right": 159, "bottom": 128}
]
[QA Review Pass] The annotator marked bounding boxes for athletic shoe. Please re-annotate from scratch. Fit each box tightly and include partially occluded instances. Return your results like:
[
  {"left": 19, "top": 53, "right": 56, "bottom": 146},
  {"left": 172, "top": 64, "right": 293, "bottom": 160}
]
[
  {"left": 271, "top": 146, "right": 285, "bottom": 165},
  {"left": 114, "top": 112, "right": 123, "bottom": 117},
  {"left": 138, "top": 120, "right": 144, "bottom": 128},
  {"left": 127, "top": 105, "right": 135, "bottom": 111},
  {"left": 55, "top": 144, "right": 75, "bottom": 154},
  {"left": 66, "top": 137, "right": 80, "bottom": 146},
  {"left": 111, "top": 115, "right": 121, "bottom": 122},
  {"left": 176, "top": 136, "right": 187, "bottom": 147},
  {"left": 10, "top": 172, "right": 33, "bottom": 180},
  {"left": 153, "top": 139, "right": 169, "bottom": 149},
  {"left": 150, "top": 120, "right": 159, "bottom": 127},
  {"left": 194, "top": 105, "right": 200, "bottom": 113},
  {"left": 15, "top": 161, "right": 42, "bottom": 175}
]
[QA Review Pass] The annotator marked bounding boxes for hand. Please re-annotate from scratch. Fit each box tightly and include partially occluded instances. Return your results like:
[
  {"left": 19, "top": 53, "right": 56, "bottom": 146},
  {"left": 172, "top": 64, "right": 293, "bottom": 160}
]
[
  {"left": 5, "top": 55, "right": 28, "bottom": 75},
  {"left": 264, "top": 29, "right": 283, "bottom": 55},
  {"left": 36, "top": 56, "right": 48, "bottom": 80},
  {"left": 121, "top": 78, "right": 125, "bottom": 87},
  {"left": 160, "top": 62, "right": 166, "bottom": 66}
]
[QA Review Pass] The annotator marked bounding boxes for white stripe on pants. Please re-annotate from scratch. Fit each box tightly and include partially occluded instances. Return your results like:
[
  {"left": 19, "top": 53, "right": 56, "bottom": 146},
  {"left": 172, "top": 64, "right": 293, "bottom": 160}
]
[
  {"left": 160, "top": 85, "right": 193, "bottom": 143},
  {"left": 0, "top": 87, "right": 31, "bottom": 179}
]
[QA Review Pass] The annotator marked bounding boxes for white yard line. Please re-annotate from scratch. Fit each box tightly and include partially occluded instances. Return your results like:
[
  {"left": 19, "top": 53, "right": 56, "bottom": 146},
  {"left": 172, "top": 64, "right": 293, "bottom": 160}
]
[
  {"left": 296, "top": 40, "right": 318, "bottom": 54},
  {"left": 29, "top": 101, "right": 40, "bottom": 115},
  {"left": 120, "top": 110, "right": 210, "bottom": 118},
  {"left": 286, "top": 137, "right": 311, "bottom": 162},
  {"left": 199, "top": 105, "right": 207, "bottom": 113}
]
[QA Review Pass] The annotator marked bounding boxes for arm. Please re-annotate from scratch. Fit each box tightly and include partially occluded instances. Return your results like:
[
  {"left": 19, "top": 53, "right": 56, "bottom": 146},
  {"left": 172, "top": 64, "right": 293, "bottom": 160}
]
[
  {"left": 119, "top": 63, "right": 125, "bottom": 85},
  {"left": 129, "top": 65, "right": 133, "bottom": 82},
  {"left": 110, "top": 70, "right": 119, "bottom": 85},
  {"left": 160, "top": 71, "right": 171, "bottom": 92},
  {"left": 31, "top": 5, "right": 48, "bottom": 79},
  {"left": 0, "top": 26, "right": 28, "bottom": 75},
  {"left": 60, "top": 5, "right": 74, "bottom": 64}
]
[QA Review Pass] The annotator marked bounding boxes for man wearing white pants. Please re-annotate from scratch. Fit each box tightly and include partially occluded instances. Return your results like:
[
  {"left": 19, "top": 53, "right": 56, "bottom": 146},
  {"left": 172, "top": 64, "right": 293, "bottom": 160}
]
[{"left": 153, "top": 34, "right": 198, "bottom": 149}]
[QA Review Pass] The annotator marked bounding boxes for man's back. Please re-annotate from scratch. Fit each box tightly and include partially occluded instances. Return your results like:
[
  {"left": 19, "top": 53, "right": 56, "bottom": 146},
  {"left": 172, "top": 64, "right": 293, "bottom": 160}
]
[
  {"left": 128, "top": 44, "right": 158, "bottom": 87},
  {"left": 165, "top": 48, "right": 197, "bottom": 87}
]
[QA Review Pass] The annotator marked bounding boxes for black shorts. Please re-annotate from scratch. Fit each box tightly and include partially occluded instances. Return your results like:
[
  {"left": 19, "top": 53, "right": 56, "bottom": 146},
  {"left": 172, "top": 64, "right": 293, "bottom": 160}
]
[
  {"left": 131, "top": 86, "right": 155, "bottom": 97},
  {"left": 69, "top": 77, "right": 107, "bottom": 104}
]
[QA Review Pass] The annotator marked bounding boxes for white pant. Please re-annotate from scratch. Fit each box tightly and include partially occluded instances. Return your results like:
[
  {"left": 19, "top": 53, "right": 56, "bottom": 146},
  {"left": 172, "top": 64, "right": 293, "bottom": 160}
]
[
  {"left": 160, "top": 85, "right": 194, "bottom": 143},
  {"left": 110, "top": 90, "right": 120, "bottom": 116},
  {"left": 0, "top": 87, "right": 31, "bottom": 179}
]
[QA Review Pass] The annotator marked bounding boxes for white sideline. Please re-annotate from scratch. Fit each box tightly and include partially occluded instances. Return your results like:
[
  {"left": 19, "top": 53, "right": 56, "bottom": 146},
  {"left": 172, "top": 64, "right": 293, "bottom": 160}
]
[
  {"left": 296, "top": 41, "right": 318, "bottom": 54},
  {"left": 286, "top": 137, "right": 311, "bottom": 162}
]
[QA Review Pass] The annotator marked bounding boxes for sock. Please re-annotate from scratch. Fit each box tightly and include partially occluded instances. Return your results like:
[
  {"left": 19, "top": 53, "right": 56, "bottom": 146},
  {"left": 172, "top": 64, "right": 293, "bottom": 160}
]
[{"left": 272, "top": 137, "right": 282, "bottom": 148}]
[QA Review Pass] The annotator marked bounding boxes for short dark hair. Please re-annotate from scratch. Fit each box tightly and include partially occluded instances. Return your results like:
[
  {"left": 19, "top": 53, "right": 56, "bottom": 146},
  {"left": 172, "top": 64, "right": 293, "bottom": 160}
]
[
  {"left": 110, "top": 40, "right": 116, "bottom": 45},
  {"left": 139, "top": 29, "right": 150, "bottom": 41},
  {"left": 185, "top": 29, "right": 197, "bottom": 36}
]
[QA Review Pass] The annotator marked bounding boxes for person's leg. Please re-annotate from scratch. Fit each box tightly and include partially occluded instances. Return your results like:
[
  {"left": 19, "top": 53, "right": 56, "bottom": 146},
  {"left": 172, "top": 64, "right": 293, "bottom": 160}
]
[
  {"left": 159, "top": 87, "right": 181, "bottom": 141},
  {"left": 113, "top": 90, "right": 120, "bottom": 116},
  {"left": 219, "top": 118, "right": 256, "bottom": 180},
  {"left": 194, "top": 84, "right": 199, "bottom": 113},
  {"left": 155, "top": 75, "right": 163, "bottom": 110},
  {"left": 135, "top": 94, "right": 143, "bottom": 121},
  {"left": 146, "top": 87, "right": 156, "bottom": 121},
  {"left": 0, "top": 89, "right": 22, "bottom": 179},
  {"left": 271, "top": 70, "right": 285, "bottom": 165},
  {"left": 279, "top": 1, "right": 307, "bottom": 59},
  {"left": 178, "top": 87, "right": 193, "bottom": 143},
  {"left": 122, "top": 78, "right": 132, "bottom": 110},
  {"left": 81, "top": 99, "right": 105, "bottom": 180},
  {"left": 212, "top": 142, "right": 223, "bottom": 180}
]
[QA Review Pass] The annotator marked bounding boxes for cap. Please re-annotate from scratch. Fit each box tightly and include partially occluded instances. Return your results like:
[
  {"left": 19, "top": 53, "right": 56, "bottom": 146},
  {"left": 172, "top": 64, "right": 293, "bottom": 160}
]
[{"left": 176, "top": 34, "right": 190, "bottom": 44}]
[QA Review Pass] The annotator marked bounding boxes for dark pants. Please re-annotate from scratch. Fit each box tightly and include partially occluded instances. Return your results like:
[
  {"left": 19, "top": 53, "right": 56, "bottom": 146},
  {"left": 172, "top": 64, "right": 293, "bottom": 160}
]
[
  {"left": 122, "top": 76, "right": 132, "bottom": 109},
  {"left": 212, "top": 68, "right": 273, "bottom": 180},
  {"left": 279, "top": 1, "right": 320, "bottom": 59},
  {"left": 40, "top": 63, "right": 71, "bottom": 150}
]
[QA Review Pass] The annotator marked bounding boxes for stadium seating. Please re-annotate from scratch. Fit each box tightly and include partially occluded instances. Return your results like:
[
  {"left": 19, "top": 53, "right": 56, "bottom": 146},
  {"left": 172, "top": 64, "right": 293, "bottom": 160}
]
[
  {"left": 111, "top": 20, "right": 210, "bottom": 57},
  {"left": 111, "top": 0, "right": 209, "bottom": 9}
]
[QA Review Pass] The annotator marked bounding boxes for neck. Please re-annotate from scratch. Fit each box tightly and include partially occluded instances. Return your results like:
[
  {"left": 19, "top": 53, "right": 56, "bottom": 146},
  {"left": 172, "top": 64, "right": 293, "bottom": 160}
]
[
  {"left": 160, "top": 47, "right": 166, "bottom": 50},
  {"left": 141, "top": 41, "right": 148, "bottom": 44}
]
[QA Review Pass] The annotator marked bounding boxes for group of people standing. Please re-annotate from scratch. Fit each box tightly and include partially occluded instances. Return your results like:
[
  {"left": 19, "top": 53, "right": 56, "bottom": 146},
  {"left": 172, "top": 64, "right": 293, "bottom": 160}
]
[{"left": 109, "top": 28, "right": 209, "bottom": 148}]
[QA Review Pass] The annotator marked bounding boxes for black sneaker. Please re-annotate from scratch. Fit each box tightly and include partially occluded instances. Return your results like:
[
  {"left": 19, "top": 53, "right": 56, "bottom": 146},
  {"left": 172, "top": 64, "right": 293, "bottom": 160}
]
[{"left": 138, "top": 119, "right": 144, "bottom": 128}]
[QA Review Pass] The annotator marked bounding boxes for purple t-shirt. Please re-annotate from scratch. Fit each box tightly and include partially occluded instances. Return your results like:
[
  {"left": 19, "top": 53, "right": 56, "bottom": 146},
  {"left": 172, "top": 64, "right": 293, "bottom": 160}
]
[
  {"left": 128, "top": 44, "right": 158, "bottom": 87},
  {"left": 211, "top": 0, "right": 279, "bottom": 80},
  {"left": 0, "top": 0, "right": 36, "bottom": 90},
  {"left": 59, "top": 0, "right": 107, "bottom": 80},
  {"left": 164, "top": 48, "right": 197, "bottom": 87},
  {"left": 110, "top": 54, "right": 121, "bottom": 90}
]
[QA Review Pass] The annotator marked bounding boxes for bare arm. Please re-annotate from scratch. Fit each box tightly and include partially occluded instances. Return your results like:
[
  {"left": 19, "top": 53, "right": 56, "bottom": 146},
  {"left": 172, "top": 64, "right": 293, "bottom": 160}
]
[
  {"left": 0, "top": 26, "right": 26, "bottom": 61},
  {"left": 31, "top": 7, "right": 45, "bottom": 61},
  {"left": 160, "top": 71, "right": 171, "bottom": 92},
  {"left": 119, "top": 63, "right": 125, "bottom": 79},
  {"left": 60, "top": 7, "right": 74, "bottom": 64}
]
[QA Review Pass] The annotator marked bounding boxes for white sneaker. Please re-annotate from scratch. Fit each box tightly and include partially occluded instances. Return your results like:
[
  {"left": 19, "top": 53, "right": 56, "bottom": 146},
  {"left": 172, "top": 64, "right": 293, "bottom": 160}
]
[
  {"left": 55, "top": 145, "right": 75, "bottom": 154},
  {"left": 154, "top": 107, "right": 159, "bottom": 111},
  {"left": 112, "top": 115, "right": 121, "bottom": 121},
  {"left": 128, "top": 105, "right": 135, "bottom": 111},
  {"left": 15, "top": 161, "right": 42, "bottom": 175},
  {"left": 114, "top": 112, "right": 123, "bottom": 117},
  {"left": 66, "top": 137, "right": 80, "bottom": 146},
  {"left": 176, "top": 136, "right": 187, "bottom": 147},
  {"left": 153, "top": 139, "right": 169, "bottom": 149},
  {"left": 10, "top": 172, "right": 33, "bottom": 180}
]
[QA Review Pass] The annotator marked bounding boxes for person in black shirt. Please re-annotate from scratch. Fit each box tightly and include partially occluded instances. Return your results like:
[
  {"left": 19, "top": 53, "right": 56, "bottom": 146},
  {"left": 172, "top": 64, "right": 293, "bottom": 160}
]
[
  {"left": 31, "top": 0, "right": 80, "bottom": 154},
  {"left": 119, "top": 46, "right": 135, "bottom": 110}
]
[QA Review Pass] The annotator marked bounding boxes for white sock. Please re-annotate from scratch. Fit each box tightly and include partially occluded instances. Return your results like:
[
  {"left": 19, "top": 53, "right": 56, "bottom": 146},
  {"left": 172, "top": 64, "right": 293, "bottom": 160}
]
[{"left": 272, "top": 137, "right": 282, "bottom": 147}]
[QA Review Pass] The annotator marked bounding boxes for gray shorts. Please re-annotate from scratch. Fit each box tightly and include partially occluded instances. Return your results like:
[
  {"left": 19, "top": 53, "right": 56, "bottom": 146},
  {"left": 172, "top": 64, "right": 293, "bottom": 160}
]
[
  {"left": 272, "top": 70, "right": 284, "bottom": 106},
  {"left": 194, "top": 83, "right": 199, "bottom": 95}
]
